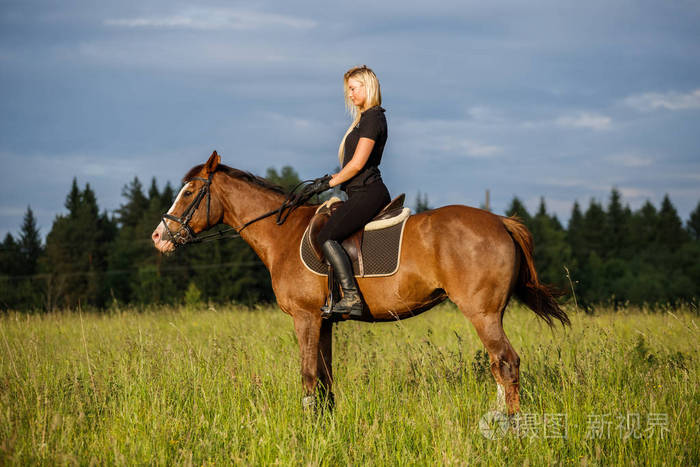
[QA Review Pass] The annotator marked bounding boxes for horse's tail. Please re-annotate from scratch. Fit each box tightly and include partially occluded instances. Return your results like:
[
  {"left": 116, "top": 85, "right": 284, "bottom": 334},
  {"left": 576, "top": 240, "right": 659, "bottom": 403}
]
[{"left": 501, "top": 215, "right": 570, "bottom": 327}]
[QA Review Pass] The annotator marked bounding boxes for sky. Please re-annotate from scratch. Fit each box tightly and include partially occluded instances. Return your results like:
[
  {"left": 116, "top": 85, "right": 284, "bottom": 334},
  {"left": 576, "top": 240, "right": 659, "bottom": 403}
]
[{"left": 1, "top": 0, "right": 699, "bottom": 239}]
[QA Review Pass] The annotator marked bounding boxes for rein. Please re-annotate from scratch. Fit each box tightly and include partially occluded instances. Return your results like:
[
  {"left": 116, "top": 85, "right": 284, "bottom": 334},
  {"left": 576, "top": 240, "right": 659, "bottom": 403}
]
[{"left": 160, "top": 175, "right": 323, "bottom": 248}]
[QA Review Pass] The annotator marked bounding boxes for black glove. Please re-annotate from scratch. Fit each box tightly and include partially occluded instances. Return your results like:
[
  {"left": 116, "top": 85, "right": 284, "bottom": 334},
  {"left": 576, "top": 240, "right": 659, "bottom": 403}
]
[{"left": 307, "top": 174, "right": 332, "bottom": 195}]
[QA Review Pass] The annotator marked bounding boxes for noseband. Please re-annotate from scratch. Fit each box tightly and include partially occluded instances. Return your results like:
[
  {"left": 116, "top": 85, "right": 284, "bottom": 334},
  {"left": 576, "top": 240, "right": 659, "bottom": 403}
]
[{"left": 160, "top": 174, "right": 213, "bottom": 245}]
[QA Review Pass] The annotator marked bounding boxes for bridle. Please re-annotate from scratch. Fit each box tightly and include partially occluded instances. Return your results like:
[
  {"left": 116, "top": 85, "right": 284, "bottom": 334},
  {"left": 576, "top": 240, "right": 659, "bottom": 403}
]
[
  {"left": 160, "top": 173, "right": 322, "bottom": 248},
  {"left": 161, "top": 173, "right": 215, "bottom": 245}
]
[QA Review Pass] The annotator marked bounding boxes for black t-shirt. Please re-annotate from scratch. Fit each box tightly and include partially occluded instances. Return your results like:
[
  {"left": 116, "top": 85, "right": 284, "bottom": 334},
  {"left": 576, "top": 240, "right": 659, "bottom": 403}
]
[{"left": 341, "top": 105, "right": 387, "bottom": 191}]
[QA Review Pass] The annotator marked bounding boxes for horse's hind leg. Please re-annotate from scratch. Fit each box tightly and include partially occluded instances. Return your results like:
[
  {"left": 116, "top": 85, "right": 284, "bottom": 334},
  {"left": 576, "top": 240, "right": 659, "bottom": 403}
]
[{"left": 456, "top": 299, "right": 521, "bottom": 415}]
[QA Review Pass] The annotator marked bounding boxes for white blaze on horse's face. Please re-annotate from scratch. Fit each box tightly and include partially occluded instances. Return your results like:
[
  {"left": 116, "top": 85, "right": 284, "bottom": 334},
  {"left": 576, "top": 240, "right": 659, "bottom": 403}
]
[
  {"left": 168, "top": 182, "right": 192, "bottom": 214},
  {"left": 151, "top": 182, "right": 193, "bottom": 253}
]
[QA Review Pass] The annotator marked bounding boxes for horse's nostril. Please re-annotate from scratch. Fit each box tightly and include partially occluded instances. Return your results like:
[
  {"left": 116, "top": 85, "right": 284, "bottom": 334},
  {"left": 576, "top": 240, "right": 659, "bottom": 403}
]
[{"left": 152, "top": 231, "right": 160, "bottom": 242}]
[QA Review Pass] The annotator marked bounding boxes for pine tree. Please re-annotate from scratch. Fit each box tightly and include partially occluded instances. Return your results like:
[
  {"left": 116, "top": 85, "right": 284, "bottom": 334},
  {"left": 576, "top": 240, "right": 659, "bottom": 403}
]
[
  {"left": 109, "top": 177, "right": 159, "bottom": 304},
  {"left": 582, "top": 199, "right": 606, "bottom": 257},
  {"left": 81, "top": 184, "right": 99, "bottom": 219},
  {"left": 414, "top": 191, "right": 430, "bottom": 213},
  {"left": 529, "top": 198, "right": 571, "bottom": 289},
  {"left": 505, "top": 196, "right": 532, "bottom": 229},
  {"left": 530, "top": 197, "right": 547, "bottom": 244},
  {"left": 161, "top": 182, "right": 175, "bottom": 208},
  {"left": 686, "top": 200, "right": 700, "bottom": 241},
  {"left": 573, "top": 199, "right": 608, "bottom": 304},
  {"left": 631, "top": 200, "right": 658, "bottom": 249},
  {"left": 18, "top": 206, "right": 43, "bottom": 276},
  {"left": 567, "top": 201, "right": 585, "bottom": 255},
  {"left": 0, "top": 233, "right": 23, "bottom": 309},
  {"left": 117, "top": 177, "right": 149, "bottom": 229},
  {"left": 109, "top": 177, "right": 183, "bottom": 305},
  {"left": 265, "top": 166, "right": 301, "bottom": 192},
  {"left": 605, "top": 188, "right": 631, "bottom": 259},
  {"left": 564, "top": 201, "right": 587, "bottom": 300},
  {"left": 657, "top": 194, "right": 688, "bottom": 251},
  {"left": 550, "top": 214, "right": 564, "bottom": 231},
  {"left": 148, "top": 177, "right": 160, "bottom": 200},
  {"left": 0, "top": 233, "right": 21, "bottom": 276},
  {"left": 44, "top": 180, "right": 115, "bottom": 309},
  {"left": 65, "top": 178, "right": 81, "bottom": 216}
]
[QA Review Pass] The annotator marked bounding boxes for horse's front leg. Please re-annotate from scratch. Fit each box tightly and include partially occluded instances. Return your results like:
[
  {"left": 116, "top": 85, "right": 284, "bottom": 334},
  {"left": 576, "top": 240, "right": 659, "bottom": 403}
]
[
  {"left": 292, "top": 312, "right": 330, "bottom": 412},
  {"left": 317, "top": 318, "right": 334, "bottom": 410}
]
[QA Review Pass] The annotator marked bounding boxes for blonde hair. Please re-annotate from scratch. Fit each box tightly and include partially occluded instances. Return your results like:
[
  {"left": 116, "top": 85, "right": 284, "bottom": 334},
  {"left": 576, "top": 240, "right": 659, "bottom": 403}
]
[{"left": 338, "top": 65, "right": 382, "bottom": 164}]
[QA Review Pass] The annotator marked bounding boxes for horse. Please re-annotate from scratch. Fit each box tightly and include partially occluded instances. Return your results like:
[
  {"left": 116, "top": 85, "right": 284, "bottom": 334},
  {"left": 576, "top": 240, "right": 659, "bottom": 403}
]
[{"left": 151, "top": 151, "right": 569, "bottom": 415}]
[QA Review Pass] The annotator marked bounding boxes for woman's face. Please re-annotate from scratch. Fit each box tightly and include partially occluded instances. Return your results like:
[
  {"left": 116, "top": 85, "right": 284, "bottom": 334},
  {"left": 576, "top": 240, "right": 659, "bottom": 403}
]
[{"left": 347, "top": 77, "right": 366, "bottom": 109}]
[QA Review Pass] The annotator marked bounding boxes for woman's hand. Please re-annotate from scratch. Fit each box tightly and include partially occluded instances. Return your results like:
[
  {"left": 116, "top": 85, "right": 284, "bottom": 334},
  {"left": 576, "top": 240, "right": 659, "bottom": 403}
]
[
  {"left": 329, "top": 137, "right": 375, "bottom": 187},
  {"left": 307, "top": 175, "right": 331, "bottom": 194}
]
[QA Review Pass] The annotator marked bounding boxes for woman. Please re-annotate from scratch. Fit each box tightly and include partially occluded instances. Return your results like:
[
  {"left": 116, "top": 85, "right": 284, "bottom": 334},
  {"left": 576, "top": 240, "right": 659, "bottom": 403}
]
[{"left": 315, "top": 65, "right": 391, "bottom": 317}]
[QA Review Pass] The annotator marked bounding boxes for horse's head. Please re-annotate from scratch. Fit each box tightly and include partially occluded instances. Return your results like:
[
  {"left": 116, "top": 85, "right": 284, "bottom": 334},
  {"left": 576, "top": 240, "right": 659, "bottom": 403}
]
[{"left": 152, "top": 151, "right": 225, "bottom": 253}]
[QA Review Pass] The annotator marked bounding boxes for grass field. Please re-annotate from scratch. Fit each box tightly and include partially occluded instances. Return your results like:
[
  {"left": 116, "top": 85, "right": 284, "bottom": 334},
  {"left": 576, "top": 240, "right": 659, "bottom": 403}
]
[{"left": 0, "top": 302, "right": 698, "bottom": 465}]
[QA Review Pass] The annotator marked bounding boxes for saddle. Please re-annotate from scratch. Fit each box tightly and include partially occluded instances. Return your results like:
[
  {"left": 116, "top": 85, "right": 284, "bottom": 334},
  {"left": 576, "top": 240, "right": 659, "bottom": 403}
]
[{"left": 307, "top": 193, "right": 408, "bottom": 274}]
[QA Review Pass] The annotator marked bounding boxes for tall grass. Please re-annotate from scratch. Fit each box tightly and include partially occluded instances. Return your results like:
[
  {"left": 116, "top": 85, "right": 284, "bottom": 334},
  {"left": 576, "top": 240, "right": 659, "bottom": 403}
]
[{"left": 0, "top": 302, "right": 697, "bottom": 465}]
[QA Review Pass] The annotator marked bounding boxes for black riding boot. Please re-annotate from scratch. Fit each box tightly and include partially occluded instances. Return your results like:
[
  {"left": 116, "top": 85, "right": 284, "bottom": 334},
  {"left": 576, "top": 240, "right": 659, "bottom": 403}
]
[{"left": 321, "top": 240, "right": 363, "bottom": 317}]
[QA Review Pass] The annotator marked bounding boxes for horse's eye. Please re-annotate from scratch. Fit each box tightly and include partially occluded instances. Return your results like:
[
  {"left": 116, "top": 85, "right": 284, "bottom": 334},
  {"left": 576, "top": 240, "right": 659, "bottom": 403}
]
[{"left": 184, "top": 191, "right": 192, "bottom": 197}]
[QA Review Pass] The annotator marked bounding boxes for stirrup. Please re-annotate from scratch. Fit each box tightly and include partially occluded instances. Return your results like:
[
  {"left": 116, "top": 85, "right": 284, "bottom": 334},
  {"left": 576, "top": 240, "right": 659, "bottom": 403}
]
[
  {"left": 320, "top": 259, "right": 363, "bottom": 319},
  {"left": 322, "top": 294, "right": 363, "bottom": 319},
  {"left": 320, "top": 295, "right": 335, "bottom": 319},
  {"left": 321, "top": 263, "right": 338, "bottom": 319},
  {"left": 330, "top": 291, "right": 363, "bottom": 317}
]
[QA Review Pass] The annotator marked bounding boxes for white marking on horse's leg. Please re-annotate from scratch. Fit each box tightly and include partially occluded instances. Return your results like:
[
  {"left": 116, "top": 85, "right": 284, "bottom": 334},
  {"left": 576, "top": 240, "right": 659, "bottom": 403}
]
[
  {"left": 302, "top": 395, "right": 316, "bottom": 412},
  {"left": 496, "top": 383, "right": 506, "bottom": 411}
]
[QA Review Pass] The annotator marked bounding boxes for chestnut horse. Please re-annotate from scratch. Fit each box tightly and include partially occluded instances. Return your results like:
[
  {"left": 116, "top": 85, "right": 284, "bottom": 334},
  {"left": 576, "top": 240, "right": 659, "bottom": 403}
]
[{"left": 151, "top": 152, "right": 569, "bottom": 415}]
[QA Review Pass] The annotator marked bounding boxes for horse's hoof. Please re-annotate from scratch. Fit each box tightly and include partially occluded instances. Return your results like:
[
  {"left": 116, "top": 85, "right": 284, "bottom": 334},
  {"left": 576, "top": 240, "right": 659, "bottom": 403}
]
[{"left": 302, "top": 395, "right": 317, "bottom": 412}]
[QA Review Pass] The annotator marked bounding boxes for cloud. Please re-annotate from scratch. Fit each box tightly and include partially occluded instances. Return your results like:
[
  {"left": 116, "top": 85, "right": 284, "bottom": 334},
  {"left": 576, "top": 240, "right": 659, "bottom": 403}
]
[
  {"left": 437, "top": 138, "right": 503, "bottom": 157},
  {"left": 682, "top": 173, "right": 700, "bottom": 182},
  {"left": 391, "top": 118, "right": 505, "bottom": 161},
  {"left": 466, "top": 106, "right": 506, "bottom": 124},
  {"left": 76, "top": 40, "right": 292, "bottom": 69},
  {"left": 538, "top": 177, "right": 608, "bottom": 192},
  {"left": 555, "top": 112, "right": 612, "bottom": 131},
  {"left": 618, "top": 187, "right": 654, "bottom": 199},
  {"left": 623, "top": 88, "right": 700, "bottom": 111},
  {"left": 606, "top": 153, "right": 654, "bottom": 168},
  {"left": 0, "top": 206, "right": 28, "bottom": 217},
  {"left": 104, "top": 7, "right": 316, "bottom": 31}
]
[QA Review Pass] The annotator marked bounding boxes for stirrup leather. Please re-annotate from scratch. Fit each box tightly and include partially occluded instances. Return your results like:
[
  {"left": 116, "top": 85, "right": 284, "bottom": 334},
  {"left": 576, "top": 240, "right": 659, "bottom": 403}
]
[
  {"left": 320, "top": 265, "right": 338, "bottom": 317},
  {"left": 320, "top": 265, "right": 362, "bottom": 319}
]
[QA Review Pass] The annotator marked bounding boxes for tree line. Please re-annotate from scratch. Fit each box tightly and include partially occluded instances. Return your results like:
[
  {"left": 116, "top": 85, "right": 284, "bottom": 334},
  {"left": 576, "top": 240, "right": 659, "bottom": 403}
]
[{"left": 1, "top": 167, "right": 698, "bottom": 311}]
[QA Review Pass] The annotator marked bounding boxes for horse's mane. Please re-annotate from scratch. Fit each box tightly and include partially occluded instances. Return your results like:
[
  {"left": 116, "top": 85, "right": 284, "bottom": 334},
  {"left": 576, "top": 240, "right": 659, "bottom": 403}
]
[{"left": 183, "top": 164, "right": 287, "bottom": 195}]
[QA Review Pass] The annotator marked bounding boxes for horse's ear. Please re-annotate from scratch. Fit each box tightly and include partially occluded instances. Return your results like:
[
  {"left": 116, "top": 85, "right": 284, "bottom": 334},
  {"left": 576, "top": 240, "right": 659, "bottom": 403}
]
[{"left": 204, "top": 150, "right": 220, "bottom": 173}]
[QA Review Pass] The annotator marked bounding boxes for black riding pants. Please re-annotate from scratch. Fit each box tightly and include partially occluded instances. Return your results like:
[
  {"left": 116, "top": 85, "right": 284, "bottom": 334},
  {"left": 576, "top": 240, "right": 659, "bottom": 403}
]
[{"left": 316, "top": 180, "right": 391, "bottom": 245}]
